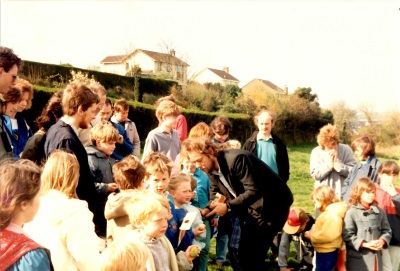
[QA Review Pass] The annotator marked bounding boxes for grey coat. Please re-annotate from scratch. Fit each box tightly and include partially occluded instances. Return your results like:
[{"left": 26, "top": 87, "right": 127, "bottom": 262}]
[
  {"left": 86, "top": 145, "right": 116, "bottom": 203},
  {"left": 343, "top": 204, "right": 392, "bottom": 271}
]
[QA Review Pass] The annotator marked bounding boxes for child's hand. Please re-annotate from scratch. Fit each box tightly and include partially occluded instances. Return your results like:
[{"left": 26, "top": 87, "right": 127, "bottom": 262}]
[
  {"left": 107, "top": 183, "right": 118, "bottom": 192},
  {"left": 193, "top": 224, "right": 206, "bottom": 236},
  {"left": 185, "top": 245, "right": 200, "bottom": 261},
  {"left": 117, "top": 134, "right": 124, "bottom": 144},
  {"left": 211, "top": 218, "right": 218, "bottom": 227},
  {"left": 380, "top": 183, "right": 397, "bottom": 196}
]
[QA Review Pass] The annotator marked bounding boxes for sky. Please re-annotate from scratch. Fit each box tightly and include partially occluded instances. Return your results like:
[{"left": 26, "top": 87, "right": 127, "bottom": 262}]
[{"left": 1, "top": 0, "right": 399, "bottom": 113}]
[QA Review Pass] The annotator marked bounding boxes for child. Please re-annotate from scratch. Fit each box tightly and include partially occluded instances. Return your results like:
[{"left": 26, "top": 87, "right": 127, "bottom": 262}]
[
  {"left": 142, "top": 100, "right": 181, "bottom": 162},
  {"left": 0, "top": 159, "right": 52, "bottom": 271},
  {"left": 143, "top": 151, "right": 174, "bottom": 196},
  {"left": 374, "top": 161, "right": 400, "bottom": 271},
  {"left": 125, "top": 189, "right": 199, "bottom": 271},
  {"left": 342, "top": 135, "right": 382, "bottom": 203},
  {"left": 180, "top": 153, "right": 212, "bottom": 271},
  {"left": 86, "top": 122, "right": 119, "bottom": 236},
  {"left": 105, "top": 155, "right": 146, "bottom": 244},
  {"left": 99, "top": 238, "right": 149, "bottom": 271},
  {"left": 304, "top": 185, "right": 348, "bottom": 271},
  {"left": 278, "top": 207, "right": 315, "bottom": 271},
  {"left": 343, "top": 178, "right": 392, "bottom": 271},
  {"left": 24, "top": 151, "right": 103, "bottom": 271},
  {"left": 111, "top": 98, "right": 141, "bottom": 157},
  {"left": 167, "top": 174, "right": 205, "bottom": 253}
]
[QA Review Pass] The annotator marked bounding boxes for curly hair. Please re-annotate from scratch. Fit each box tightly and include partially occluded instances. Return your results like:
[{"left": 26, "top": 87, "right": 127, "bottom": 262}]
[
  {"left": 317, "top": 124, "right": 340, "bottom": 150},
  {"left": 112, "top": 155, "right": 145, "bottom": 190},
  {"left": 0, "top": 159, "right": 41, "bottom": 230}
]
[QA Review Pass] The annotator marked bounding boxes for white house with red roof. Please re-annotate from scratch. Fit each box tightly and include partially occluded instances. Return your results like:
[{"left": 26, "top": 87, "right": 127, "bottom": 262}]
[{"left": 193, "top": 67, "right": 240, "bottom": 86}]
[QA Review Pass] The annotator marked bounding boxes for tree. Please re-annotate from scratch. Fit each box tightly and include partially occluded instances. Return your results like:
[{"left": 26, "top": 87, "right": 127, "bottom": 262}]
[
  {"left": 293, "top": 87, "right": 318, "bottom": 103},
  {"left": 329, "top": 100, "right": 357, "bottom": 143},
  {"left": 358, "top": 102, "right": 376, "bottom": 126}
]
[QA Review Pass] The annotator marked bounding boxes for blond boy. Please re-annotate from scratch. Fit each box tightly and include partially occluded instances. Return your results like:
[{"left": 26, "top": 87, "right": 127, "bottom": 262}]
[
  {"left": 125, "top": 189, "right": 198, "bottom": 271},
  {"left": 142, "top": 100, "right": 181, "bottom": 162},
  {"left": 99, "top": 239, "right": 148, "bottom": 271}
]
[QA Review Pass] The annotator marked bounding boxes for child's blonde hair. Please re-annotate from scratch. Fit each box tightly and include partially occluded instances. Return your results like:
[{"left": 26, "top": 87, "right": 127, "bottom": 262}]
[
  {"left": 221, "top": 139, "right": 241, "bottom": 150},
  {"left": 41, "top": 150, "right": 79, "bottom": 199},
  {"left": 188, "top": 122, "right": 213, "bottom": 139},
  {"left": 310, "top": 185, "right": 340, "bottom": 212},
  {"left": 168, "top": 173, "right": 193, "bottom": 192},
  {"left": 349, "top": 178, "right": 376, "bottom": 206},
  {"left": 99, "top": 239, "right": 149, "bottom": 271},
  {"left": 90, "top": 123, "right": 119, "bottom": 146},
  {"left": 143, "top": 152, "right": 173, "bottom": 178},
  {"left": 113, "top": 155, "right": 145, "bottom": 190},
  {"left": 0, "top": 159, "right": 41, "bottom": 230},
  {"left": 126, "top": 189, "right": 170, "bottom": 227},
  {"left": 155, "top": 100, "right": 180, "bottom": 123}
]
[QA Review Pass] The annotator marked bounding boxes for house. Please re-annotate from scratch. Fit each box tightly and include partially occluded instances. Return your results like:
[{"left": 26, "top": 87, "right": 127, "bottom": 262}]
[
  {"left": 241, "top": 78, "right": 287, "bottom": 96},
  {"left": 193, "top": 67, "right": 240, "bottom": 86},
  {"left": 100, "top": 49, "right": 189, "bottom": 87}
]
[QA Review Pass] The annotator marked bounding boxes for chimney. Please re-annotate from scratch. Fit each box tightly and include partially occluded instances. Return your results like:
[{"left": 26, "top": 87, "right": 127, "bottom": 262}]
[
  {"left": 170, "top": 49, "right": 175, "bottom": 56},
  {"left": 284, "top": 85, "right": 288, "bottom": 95},
  {"left": 223, "top": 67, "right": 229, "bottom": 74}
]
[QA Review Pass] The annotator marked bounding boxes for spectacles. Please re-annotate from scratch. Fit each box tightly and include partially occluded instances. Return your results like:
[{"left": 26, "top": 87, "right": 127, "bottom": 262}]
[{"left": 6, "top": 71, "right": 18, "bottom": 82}]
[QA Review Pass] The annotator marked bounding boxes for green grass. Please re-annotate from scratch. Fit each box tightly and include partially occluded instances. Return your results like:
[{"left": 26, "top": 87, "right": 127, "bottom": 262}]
[{"left": 206, "top": 143, "right": 400, "bottom": 270}]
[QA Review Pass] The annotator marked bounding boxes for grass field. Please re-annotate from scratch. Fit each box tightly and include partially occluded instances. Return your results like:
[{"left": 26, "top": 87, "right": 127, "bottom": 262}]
[{"left": 206, "top": 143, "right": 400, "bottom": 271}]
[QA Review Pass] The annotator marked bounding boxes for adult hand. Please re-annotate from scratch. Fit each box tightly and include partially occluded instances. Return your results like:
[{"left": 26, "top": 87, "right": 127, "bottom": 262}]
[
  {"left": 206, "top": 202, "right": 228, "bottom": 217},
  {"left": 210, "top": 218, "right": 218, "bottom": 227},
  {"left": 107, "top": 183, "right": 118, "bottom": 192}
]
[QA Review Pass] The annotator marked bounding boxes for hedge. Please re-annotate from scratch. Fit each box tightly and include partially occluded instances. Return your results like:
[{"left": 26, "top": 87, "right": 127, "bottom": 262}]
[{"left": 20, "top": 60, "right": 175, "bottom": 101}]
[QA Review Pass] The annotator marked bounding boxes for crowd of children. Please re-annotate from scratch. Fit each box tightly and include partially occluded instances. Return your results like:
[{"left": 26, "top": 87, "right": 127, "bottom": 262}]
[{"left": 1, "top": 47, "right": 400, "bottom": 271}]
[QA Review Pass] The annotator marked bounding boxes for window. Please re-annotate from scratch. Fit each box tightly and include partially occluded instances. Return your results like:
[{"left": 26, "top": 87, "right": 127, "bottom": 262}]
[
  {"left": 177, "top": 65, "right": 182, "bottom": 72},
  {"left": 157, "top": 62, "right": 162, "bottom": 71},
  {"left": 125, "top": 63, "right": 130, "bottom": 71},
  {"left": 166, "top": 65, "right": 171, "bottom": 72}
]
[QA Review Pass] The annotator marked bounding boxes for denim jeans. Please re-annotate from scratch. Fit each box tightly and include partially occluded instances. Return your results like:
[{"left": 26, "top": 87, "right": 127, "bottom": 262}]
[{"left": 316, "top": 250, "right": 338, "bottom": 271}]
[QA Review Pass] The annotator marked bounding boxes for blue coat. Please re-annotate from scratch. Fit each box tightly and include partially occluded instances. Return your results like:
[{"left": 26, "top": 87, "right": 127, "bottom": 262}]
[
  {"left": 110, "top": 121, "right": 133, "bottom": 161},
  {"left": 2, "top": 113, "right": 33, "bottom": 158}
]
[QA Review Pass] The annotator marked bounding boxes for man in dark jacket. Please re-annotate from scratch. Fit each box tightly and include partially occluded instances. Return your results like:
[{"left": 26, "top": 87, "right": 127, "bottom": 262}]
[
  {"left": 243, "top": 110, "right": 290, "bottom": 183},
  {"left": 182, "top": 137, "right": 293, "bottom": 271},
  {"left": 43, "top": 81, "right": 102, "bottom": 227}
]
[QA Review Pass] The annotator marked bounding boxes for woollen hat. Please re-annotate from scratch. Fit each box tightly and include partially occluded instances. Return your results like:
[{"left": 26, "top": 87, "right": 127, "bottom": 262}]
[{"left": 283, "top": 208, "right": 303, "bottom": 234}]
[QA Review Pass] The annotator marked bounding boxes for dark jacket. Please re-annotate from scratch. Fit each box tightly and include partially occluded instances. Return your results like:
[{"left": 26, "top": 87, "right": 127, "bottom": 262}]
[
  {"left": 110, "top": 121, "right": 133, "bottom": 161},
  {"left": 243, "top": 131, "right": 290, "bottom": 182},
  {"left": 341, "top": 156, "right": 382, "bottom": 203},
  {"left": 85, "top": 145, "right": 116, "bottom": 203},
  {"left": 43, "top": 119, "right": 102, "bottom": 224},
  {"left": 209, "top": 149, "right": 293, "bottom": 232}
]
